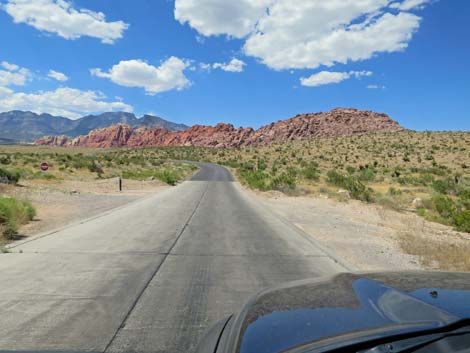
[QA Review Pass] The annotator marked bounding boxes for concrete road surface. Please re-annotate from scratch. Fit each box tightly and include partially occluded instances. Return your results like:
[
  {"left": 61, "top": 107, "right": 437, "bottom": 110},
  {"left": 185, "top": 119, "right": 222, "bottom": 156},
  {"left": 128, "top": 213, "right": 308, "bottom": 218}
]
[{"left": 0, "top": 163, "right": 347, "bottom": 353}]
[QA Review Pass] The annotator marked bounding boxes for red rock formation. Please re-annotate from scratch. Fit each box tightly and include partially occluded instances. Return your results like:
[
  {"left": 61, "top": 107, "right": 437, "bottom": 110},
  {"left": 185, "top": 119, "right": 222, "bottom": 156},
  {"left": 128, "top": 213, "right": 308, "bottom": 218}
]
[
  {"left": 35, "top": 108, "right": 407, "bottom": 148},
  {"left": 35, "top": 135, "right": 70, "bottom": 147}
]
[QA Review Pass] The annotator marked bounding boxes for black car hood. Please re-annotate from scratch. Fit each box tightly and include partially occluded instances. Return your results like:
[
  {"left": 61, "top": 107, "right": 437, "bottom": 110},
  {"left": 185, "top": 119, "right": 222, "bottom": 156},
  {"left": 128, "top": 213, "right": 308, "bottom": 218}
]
[{"left": 221, "top": 271, "right": 470, "bottom": 353}]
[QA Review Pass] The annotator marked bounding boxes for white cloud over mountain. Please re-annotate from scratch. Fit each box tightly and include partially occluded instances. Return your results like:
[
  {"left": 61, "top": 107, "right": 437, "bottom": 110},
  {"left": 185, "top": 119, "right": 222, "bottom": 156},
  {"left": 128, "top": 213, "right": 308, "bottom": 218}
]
[
  {"left": 91, "top": 57, "right": 191, "bottom": 95},
  {"left": 0, "top": 87, "right": 133, "bottom": 119},
  {"left": 3, "top": 0, "right": 128, "bottom": 44},
  {"left": 213, "top": 58, "right": 246, "bottom": 72},
  {"left": 0, "top": 60, "right": 132, "bottom": 119},
  {"left": 174, "top": 0, "right": 427, "bottom": 70},
  {"left": 300, "top": 71, "right": 372, "bottom": 87}
]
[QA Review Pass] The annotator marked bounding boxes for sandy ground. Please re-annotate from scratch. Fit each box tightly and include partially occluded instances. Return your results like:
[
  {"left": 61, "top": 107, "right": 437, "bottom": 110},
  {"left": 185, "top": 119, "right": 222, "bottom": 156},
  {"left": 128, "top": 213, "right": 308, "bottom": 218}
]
[
  {"left": 249, "top": 190, "right": 470, "bottom": 271},
  {"left": 1, "top": 178, "right": 169, "bottom": 236}
]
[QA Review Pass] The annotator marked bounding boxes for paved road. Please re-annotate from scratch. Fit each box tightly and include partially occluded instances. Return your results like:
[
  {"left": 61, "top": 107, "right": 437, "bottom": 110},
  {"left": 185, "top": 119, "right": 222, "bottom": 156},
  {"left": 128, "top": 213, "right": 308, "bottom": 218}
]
[{"left": 0, "top": 163, "right": 346, "bottom": 353}]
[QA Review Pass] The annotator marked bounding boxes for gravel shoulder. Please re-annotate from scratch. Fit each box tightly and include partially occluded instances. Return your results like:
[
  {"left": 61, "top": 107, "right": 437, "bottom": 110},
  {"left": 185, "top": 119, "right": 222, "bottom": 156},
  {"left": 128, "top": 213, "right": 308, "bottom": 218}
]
[
  {"left": 1, "top": 178, "right": 170, "bottom": 237},
  {"left": 248, "top": 189, "right": 470, "bottom": 271}
]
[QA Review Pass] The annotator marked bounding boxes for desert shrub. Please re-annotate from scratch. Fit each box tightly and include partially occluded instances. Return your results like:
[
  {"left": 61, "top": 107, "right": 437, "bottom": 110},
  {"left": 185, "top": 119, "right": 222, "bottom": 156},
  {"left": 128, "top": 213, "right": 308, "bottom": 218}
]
[
  {"left": 453, "top": 211, "right": 470, "bottom": 233},
  {"left": 358, "top": 167, "right": 376, "bottom": 182},
  {"left": 0, "top": 197, "right": 36, "bottom": 239},
  {"left": 303, "top": 162, "right": 320, "bottom": 180},
  {"left": 157, "top": 170, "right": 178, "bottom": 185},
  {"left": 122, "top": 168, "right": 182, "bottom": 185},
  {"left": 257, "top": 159, "right": 267, "bottom": 171},
  {"left": 270, "top": 172, "right": 296, "bottom": 191},
  {"left": 88, "top": 161, "right": 104, "bottom": 175},
  {"left": 433, "top": 195, "right": 456, "bottom": 219},
  {"left": 239, "top": 169, "right": 267, "bottom": 190},
  {"left": 0, "top": 168, "right": 21, "bottom": 184},
  {"left": 327, "top": 170, "right": 374, "bottom": 202},
  {"left": 346, "top": 166, "right": 356, "bottom": 175},
  {"left": 417, "top": 208, "right": 426, "bottom": 217},
  {"left": 0, "top": 155, "right": 11, "bottom": 165},
  {"left": 458, "top": 190, "right": 470, "bottom": 209},
  {"left": 428, "top": 194, "right": 470, "bottom": 232},
  {"left": 224, "top": 159, "right": 240, "bottom": 168},
  {"left": 432, "top": 178, "right": 458, "bottom": 195}
]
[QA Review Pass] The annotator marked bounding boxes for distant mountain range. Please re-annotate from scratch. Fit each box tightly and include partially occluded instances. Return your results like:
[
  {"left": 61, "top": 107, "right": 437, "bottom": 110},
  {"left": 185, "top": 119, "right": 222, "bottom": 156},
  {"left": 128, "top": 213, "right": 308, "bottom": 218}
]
[
  {"left": 36, "top": 108, "right": 407, "bottom": 148},
  {"left": 0, "top": 111, "right": 189, "bottom": 142}
]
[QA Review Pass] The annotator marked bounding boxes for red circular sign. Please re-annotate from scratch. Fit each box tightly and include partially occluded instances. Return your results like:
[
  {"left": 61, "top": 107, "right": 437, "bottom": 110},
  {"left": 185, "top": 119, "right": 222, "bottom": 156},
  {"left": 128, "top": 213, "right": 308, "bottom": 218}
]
[{"left": 40, "top": 162, "right": 49, "bottom": 171}]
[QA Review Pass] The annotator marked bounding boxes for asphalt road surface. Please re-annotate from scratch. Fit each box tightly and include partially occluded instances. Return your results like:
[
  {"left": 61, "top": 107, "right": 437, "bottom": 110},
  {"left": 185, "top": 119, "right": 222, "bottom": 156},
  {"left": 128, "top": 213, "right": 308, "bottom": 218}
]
[{"left": 0, "top": 163, "right": 346, "bottom": 353}]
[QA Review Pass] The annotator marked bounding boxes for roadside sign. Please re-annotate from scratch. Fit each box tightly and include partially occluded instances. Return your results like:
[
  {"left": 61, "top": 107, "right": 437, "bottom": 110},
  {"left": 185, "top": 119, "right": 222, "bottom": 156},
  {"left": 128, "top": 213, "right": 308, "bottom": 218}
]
[{"left": 40, "top": 162, "right": 49, "bottom": 171}]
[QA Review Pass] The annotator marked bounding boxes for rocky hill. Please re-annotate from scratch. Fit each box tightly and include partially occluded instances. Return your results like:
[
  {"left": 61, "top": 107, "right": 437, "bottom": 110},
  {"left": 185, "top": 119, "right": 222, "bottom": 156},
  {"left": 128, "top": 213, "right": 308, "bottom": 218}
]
[
  {"left": 36, "top": 108, "right": 406, "bottom": 148},
  {"left": 0, "top": 111, "right": 189, "bottom": 142}
]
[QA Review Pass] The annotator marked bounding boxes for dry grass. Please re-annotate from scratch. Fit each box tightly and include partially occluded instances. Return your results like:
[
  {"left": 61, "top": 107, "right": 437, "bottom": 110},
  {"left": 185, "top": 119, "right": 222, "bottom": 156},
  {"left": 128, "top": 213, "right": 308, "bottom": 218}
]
[{"left": 399, "top": 231, "right": 470, "bottom": 271}]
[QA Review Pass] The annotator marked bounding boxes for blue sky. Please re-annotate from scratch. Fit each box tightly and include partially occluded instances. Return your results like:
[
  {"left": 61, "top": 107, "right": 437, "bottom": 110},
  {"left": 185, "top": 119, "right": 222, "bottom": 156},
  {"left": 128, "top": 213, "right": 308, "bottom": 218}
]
[{"left": 0, "top": 0, "right": 469, "bottom": 130}]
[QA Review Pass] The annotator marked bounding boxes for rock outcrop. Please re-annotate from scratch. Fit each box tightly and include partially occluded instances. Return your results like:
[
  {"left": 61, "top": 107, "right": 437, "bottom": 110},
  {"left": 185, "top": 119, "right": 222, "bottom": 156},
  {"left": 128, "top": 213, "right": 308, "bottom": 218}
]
[{"left": 36, "top": 108, "right": 407, "bottom": 148}]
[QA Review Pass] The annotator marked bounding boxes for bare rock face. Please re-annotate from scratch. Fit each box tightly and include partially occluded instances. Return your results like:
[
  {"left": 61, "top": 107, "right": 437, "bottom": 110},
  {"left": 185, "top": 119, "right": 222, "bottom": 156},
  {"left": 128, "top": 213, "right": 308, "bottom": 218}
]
[
  {"left": 247, "top": 108, "right": 404, "bottom": 146},
  {"left": 35, "top": 135, "right": 70, "bottom": 147},
  {"left": 36, "top": 108, "right": 407, "bottom": 148},
  {"left": 66, "top": 124, "right": 134, "bottom": 148}
]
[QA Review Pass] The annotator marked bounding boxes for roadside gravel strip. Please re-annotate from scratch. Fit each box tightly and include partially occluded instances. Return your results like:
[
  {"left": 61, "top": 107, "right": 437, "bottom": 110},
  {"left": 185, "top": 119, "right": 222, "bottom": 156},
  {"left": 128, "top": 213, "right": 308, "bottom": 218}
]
[{"left": 250, "top": 191, "right": 424, "bottom": 271}]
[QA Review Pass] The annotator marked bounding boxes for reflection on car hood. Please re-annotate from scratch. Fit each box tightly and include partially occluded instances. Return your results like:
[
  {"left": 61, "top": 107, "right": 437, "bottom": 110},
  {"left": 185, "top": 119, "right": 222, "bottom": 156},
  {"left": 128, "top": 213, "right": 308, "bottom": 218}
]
[{"left": 227, "top": 272, "right": 470, "bottom": 353}]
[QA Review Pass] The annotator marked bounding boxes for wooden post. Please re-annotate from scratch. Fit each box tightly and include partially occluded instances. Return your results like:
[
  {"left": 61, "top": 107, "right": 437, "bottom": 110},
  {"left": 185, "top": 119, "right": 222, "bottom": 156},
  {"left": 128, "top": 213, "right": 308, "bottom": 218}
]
[{"left": 119, "top": 176, "right": 122, "bottom": 192}]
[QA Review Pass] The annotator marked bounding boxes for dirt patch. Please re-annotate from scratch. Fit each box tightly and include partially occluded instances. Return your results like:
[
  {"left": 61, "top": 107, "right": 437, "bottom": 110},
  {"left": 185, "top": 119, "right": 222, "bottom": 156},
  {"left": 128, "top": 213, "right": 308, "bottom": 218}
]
[
  {"left": 2, "top": 178, "right": 169, "bottom": 237},
  {"left": 250, "top": 190, "right": 470, "bottom": 271}
]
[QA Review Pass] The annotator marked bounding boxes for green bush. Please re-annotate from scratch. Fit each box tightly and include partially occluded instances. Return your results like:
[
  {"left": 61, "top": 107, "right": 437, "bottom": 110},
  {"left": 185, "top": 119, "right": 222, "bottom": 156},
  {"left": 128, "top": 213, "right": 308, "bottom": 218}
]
[
  {"left": 433, "top": 195, "right": 456, "bottom": 219},
  {"left": 271, "top": 172, "right": 296, "bottom": 191},
  {"left": 432, "top": 178, "right": 458, "bottom": 195},
  {"left": 122, "top": 164, "right": 190, "bottom": 186},
  {"left": 157, "top": 170, "right": 178, "bottom": 185},
  {"left": 453, "top": 210, "right": 470, "bottom": 233},
  {"left": 239, "top": 169, "right": 267, "bottom": 190},
  {"left": 427, "top": 193, "right": 470, "bottom": 232},
  {"left": 0, "top": 168, "right": 21, "bottom": 184},
  {"left": 0, "top": 197, "right": 36, "bottom": 239},
  {"left": 88, "top": 161, "right": 104, "bottom": 175},
  {"left": 458, "top": 190, "right": 470, "bottom": 209},
  {"left": 0, "top": 155, "right": 11, "bottom": 165},
  {"left": 327, "top": 170, "right": 374, "bottom": 202},
  {"left": 303, "top": 162, "right": 320, "bottom": 180},
  {"left": 358, "top": 168, "right": 376, "bottom": 182}
]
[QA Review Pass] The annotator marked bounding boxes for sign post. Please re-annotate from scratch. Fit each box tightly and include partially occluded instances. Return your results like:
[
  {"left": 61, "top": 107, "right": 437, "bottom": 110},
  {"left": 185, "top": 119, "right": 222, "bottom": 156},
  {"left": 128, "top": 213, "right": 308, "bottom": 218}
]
[{"left": 119, "top": 176, "right": 122, "bottom": 192}]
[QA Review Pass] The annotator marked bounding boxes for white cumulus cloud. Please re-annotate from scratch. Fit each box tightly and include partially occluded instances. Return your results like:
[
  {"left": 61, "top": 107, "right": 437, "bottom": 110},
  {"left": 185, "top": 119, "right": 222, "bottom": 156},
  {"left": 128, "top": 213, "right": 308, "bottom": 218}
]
[
  {"left": 91, "top": 57, "right": 191, "bottom": 95},
  {"left": 174, "top": 0, "right": 272, "bottom": 38},
  {"left": 1, "top": 61, "right": 19, "bottom": 71},
  {"left": 48, "top": 69, "right": 69, "bottom": 82},
  {"left": 3, "top": 0, "right": 128, "bottom": 44},
  {"left": 0, "top": 87, "right": 133, "bottom": 119},
  {"left": 300, "top": 70, "right": 372, "bottom": 87},
  {"left": 174, "top": 0, "right": 426, "bottom": 70},
  {"left": 0, "top": 61, "right": 31, "bottom": 87},
  {"left": 390, "top": 0, "right": 432, "bottom": 11},
  {"left": 213, "top": 58, "right": 246, "bottom": 72}
]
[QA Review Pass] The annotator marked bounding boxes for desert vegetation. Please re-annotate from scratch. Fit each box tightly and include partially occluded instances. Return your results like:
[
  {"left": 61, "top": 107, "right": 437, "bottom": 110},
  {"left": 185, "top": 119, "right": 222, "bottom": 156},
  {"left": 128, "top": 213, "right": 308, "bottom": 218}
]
[
  {"left": 78, "top": 131, "right": 468, "bottom": 234},
  {"left": 1, "top": 131, "right": 469, "bottom": 243},
  {"left": 0, "top": 146, "right": 197, "bottom": 240}
]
